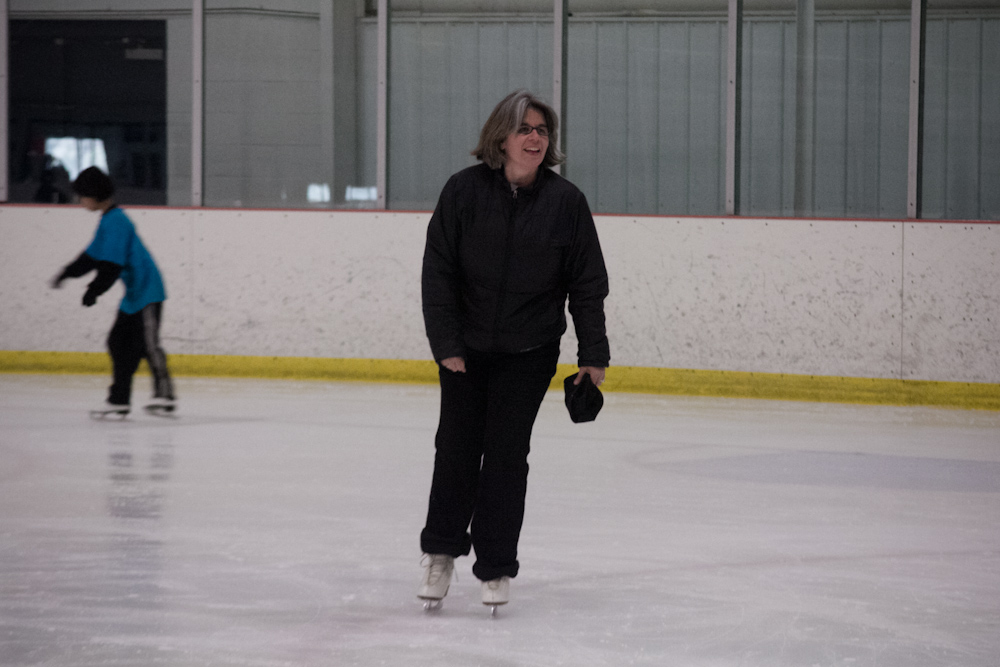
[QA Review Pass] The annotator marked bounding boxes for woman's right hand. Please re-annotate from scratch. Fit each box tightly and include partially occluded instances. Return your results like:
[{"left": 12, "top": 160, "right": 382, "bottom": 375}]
[{"left": 440, "top": 356, "right": 466, "bottom": 373}]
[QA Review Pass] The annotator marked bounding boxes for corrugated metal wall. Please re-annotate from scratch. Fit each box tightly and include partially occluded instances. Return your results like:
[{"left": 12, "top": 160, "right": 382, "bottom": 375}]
[
  {"left": 203, "top": 10, "right": 324, "bottom": 208},
  {"left": 362, "top": 12, "right": 999, "bottom": 219},
  {"left": 923, "top": 17, "right": 1000, "bottom": 220},
  {"left": 812, "top": 18, "right": 910, "bottom": 219},
  {"left": 387, "top": 18, "right": 552, "bottom": 209},
  {"left": 566, "top": 19, "right": 728, "bottom": 216},
  {"left": 739, "top": 17, "right": 911, "bottom": 218}
]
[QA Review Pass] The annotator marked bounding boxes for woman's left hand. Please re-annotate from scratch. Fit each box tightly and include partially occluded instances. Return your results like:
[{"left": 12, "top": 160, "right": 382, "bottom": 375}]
[{"left": 575, "top": 366, "right": 605, "bottom": 387}]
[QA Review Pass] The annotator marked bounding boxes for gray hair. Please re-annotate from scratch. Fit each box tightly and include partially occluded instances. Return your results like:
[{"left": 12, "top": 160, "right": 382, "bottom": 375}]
[{"left": 472, "top": 90, "right": 566, "bottom": 170}]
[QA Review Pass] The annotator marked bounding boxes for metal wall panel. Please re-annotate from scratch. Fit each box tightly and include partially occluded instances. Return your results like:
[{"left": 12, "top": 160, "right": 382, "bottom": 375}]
[
  {"left": 657, "top": 22, "right": 691, "bottom": 213},
  {"left": 922, "top": 16, "right": 999, "bottom": 221},
  {"left": 744, "top": 17, "right": 909, "bottom": 219},
  {"left": 565, "top": 21, "right": 598, "bottom": 202},
  {"left": 202, "top": 10, "right": 326, "bottom": 208},
  {"left": 566, "top": 15, "right": 913, "bottom": 219},
  {"left": 388, "top": 22, "right": 428, "bottom": 205},
  {"left": 359, "top": 21, "right": 378, "bottom": 193},
  {"left": 688, "top": 22, "right": 727, "bottom": 215},
  {"left": 922, "top": 20, "right": 947, "bottom": 218},
  {"left": 387, "top": 18, "right": 552, "bottom": 209},
  {"left": 166, "top": 15, "right": 193, "bottom": 206},
  {"left": 814, "top": 20, "right": 848, "bottom": 216},
  {"left": 943, "top": 20, "right": 980, "bottom": 220},
  {"left": 627, "top": 23, "right": 660, "bottom": 214},
  {"left": 878, "top": 19, "right": 909, "bottom": 218},
  {"left": 845, "top": 20, "right": 882, "bottom": 216},
  {"left": 983, "top": 20, "right": 1000, "bottom": 220},
  {"left": 566, "top": 18, "right": 728, "bottom": 216},
  {"left": 742, "top": 19, "right": 794, "bottom": 217},
  {"left": 376, "top": 16, "right": 730, "bottom": 215},
  {"left": 448, "top": 24, "right": 483, "bottom": 166},
  {"left": 594, "top": 22, "right": 629, "bottom": 213},
  {"left": 359, "top": 11, "right": 996, "bottom": 218}
]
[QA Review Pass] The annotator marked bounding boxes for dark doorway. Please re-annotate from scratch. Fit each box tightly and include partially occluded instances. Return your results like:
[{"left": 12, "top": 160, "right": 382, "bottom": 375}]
[{"left": 9, "top": 20, "right": 167, "bottom": 205}]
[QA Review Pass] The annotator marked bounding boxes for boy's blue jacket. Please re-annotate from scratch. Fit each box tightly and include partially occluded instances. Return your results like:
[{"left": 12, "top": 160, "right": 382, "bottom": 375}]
[{"left": 56, "top": 206, "right": 166, "bottom": 312}]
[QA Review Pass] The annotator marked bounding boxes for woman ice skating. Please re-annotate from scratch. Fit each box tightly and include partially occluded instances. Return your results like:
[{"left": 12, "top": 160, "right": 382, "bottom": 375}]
[
  {"left": 50, "top": 166, "right": 176, "bottom": 418},
  {"left": 418, "top": 90, "right": 610, "bottom": 612}
]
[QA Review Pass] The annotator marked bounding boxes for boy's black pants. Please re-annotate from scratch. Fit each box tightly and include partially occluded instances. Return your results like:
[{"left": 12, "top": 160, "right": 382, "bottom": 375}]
[
  {"left": 420, "top": 339, "right": 559, "bottom": 582},
  {"left": 107, "top": 303, "right": 174, "bottom": 406}
]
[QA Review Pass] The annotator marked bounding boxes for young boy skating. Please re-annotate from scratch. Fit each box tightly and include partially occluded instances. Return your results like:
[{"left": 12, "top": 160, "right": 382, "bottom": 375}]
[{"left": 51, "top": 166, "right": 176, "bottom": 418}]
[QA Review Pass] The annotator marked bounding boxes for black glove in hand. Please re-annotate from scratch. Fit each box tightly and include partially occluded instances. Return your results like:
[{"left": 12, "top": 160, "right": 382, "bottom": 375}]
[{"left": 82, "top": 291, "right": 97, "bottom": 307}]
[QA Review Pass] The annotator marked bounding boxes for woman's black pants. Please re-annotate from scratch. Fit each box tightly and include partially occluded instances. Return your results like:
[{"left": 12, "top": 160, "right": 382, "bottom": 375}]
[
  {"left": 420, "top": 340, "right": 559, "bottom": 581},
  {"left": 106, "top": 303, "right": 174, "bottom": 406}
]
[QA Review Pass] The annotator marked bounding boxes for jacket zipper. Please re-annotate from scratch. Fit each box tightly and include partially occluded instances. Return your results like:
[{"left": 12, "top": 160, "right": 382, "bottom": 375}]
[{"left": 489, "top": 187, "right": 519, "bottom": 350}]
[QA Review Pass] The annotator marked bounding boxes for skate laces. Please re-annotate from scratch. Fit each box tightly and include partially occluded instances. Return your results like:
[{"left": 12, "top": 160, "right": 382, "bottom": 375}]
[{"left": 421, "top": 554, "right": 455, "bottom": 584}]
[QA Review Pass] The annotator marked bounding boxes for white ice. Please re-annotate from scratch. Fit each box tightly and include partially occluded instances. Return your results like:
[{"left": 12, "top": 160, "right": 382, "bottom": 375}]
[{"left": 1, "top": 374, "right": 998, "bottom": 666}]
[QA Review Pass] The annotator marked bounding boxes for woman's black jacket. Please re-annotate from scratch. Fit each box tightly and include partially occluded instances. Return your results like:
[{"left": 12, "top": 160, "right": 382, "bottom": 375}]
[{"left": 421, "top": 162, "right": 610, "bottom": 368}]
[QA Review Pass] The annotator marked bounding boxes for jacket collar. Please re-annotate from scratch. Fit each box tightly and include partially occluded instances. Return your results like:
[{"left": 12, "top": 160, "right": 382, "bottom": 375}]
[{"left": 493, "top": 165, "right": 548, "bottom": 196}]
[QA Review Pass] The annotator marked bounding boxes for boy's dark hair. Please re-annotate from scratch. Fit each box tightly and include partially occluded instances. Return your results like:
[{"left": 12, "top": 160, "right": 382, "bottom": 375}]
[{"left": 72, "top": 166, "right": 115, "bottom": 201}]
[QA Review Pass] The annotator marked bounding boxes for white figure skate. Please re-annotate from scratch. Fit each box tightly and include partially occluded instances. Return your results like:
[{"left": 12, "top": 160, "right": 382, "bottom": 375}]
[
  {"left": 144, "top": 397, "right": 177, "bottom": 418},
  {"left": 417, "top": 554, "right": 454, "bottom": 611},
  {"left": 482, "top": 576, "right": 509, "bottom": 617}
]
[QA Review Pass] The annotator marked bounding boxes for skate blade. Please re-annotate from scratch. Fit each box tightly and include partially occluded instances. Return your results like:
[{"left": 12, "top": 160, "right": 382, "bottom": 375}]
[
  {"left": 90, "top": 410, "right": 129, "bottom": 420},
  {"left": 144, "top": 405, "right": 177, "bottom": 418},
  {"left": 420, "top": 598, "right": 443, "bottom": 612}
]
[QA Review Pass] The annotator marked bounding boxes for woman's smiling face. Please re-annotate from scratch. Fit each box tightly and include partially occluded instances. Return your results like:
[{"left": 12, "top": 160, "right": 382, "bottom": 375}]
[{"left": 501, "top": 106, "right": 549, "bottom": 185}]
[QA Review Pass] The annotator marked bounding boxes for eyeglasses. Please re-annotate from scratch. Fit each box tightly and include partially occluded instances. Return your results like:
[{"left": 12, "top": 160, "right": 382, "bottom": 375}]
[{"left": 516, "top": 123, "right": 549, "bottom": 138}]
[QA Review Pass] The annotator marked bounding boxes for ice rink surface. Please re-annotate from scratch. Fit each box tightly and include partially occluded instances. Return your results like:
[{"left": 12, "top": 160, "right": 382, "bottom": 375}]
[{"left": 1, "top": 373, "right": 998, "bottom": 667}]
